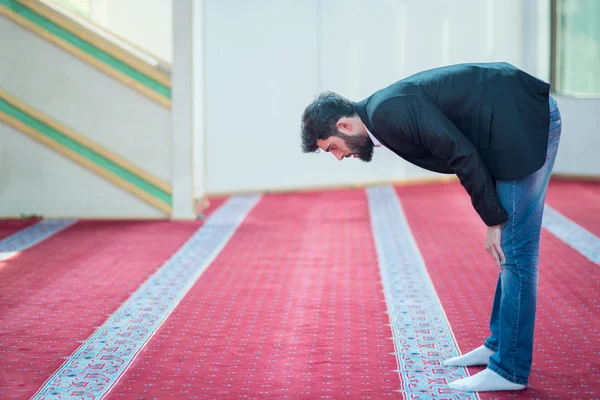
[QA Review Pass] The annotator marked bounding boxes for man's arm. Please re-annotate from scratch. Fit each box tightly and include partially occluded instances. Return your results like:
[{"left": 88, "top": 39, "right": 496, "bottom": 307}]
[{"left": 373, "top": 94, "right": 508, "bottom": 227}]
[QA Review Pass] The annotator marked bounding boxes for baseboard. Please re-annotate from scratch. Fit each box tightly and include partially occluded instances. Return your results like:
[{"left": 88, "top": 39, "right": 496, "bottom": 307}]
[
  {"left": 0, "top": 215, "right": 170, "bottom": 221},
  {"left": 551, "top": 173, "right": 600, "bottom": 182},
  {"left": 206, "top": 173, "right": 600, "bottom": 199},
  {"left": 206, "top": 175, "right": 459, "bottom": 198}
]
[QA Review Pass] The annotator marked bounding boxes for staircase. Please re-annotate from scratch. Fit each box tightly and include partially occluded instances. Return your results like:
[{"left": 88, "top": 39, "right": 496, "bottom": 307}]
[{"left": 0, "top": 0, "right": 174, "bottom": 218}]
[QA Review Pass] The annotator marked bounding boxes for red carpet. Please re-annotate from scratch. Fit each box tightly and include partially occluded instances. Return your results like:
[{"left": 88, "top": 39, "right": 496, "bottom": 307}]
[
  {"left": 0, "top": 202, "right": 224, "bottom": 399},
  {"left": 0, "top": 219, "right": 39, "bottom": 240},
  {"left": 546, "top": 179, "right": 600, "bottom": 237},
  {"left": 109, "top": 191, "right": 400, "bottom": 399},
  {"left": 3, "top": 185, "right": 598, "bottom": 398},
  {"left": 396, "top": 182, "right": 600, "bottom": 399}
]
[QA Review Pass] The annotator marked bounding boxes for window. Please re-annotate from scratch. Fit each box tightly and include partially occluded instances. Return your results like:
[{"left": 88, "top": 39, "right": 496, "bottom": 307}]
[{"left": 552, "top": 0, "right": 600, "bottom": 96}]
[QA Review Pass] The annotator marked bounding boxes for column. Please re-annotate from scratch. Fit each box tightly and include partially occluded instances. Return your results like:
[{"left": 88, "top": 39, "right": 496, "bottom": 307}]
[
  {"left": 192, "top": 0, "right": 208, "bottom": 214},
  {"left": 171, "top": 0, "right": 195, "bottom": 219}
]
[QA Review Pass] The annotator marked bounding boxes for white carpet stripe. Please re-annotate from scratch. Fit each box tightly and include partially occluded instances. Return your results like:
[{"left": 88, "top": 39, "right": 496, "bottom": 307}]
[
  {"left": 0, "top": 219, "right": 76, "bottom": 261},
  {"left": 366, "top": 185, "right": 478, "bottom": 399},
  {"left": 543, "top": 204, "right": 600, "bottom": 265},
  {"left": 31, "top": 195, "right": 261, "bottom": 400}
]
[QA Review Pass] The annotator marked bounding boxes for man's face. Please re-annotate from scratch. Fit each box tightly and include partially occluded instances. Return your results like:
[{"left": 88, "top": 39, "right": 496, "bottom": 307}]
[
  {"left": 317, "top": 133, "right": 374, "bottom": 162},
  {"left": 316, "top": 117, "right": 374, "bottom": 162}
]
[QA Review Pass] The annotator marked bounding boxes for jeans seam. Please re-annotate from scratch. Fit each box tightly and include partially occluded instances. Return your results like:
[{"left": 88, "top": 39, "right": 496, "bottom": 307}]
[
  {"left": 510, "top": 179, "right": 521, "bottom": 381},
  {"left": 547, "top": 103, "right": 561, "bottom": 159}
]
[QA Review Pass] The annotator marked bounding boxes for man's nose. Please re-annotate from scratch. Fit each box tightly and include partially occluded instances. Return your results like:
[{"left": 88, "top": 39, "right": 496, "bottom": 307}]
[{"left": 333, "top": 150, "right": 343, "bottom": 161}]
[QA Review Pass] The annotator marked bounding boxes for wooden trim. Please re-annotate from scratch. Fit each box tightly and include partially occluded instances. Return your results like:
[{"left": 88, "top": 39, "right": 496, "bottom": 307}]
[
  {"left": 0, "top": 5, "right": 171, "bottom": 109},
  {"left": 18, "top": 0, "right": 171, "bottom": 87},
  {"left": 551, "top": 173, "right": 600, "bottom": 182},
  {"left": 0, "top": 112, "right": 172, "bottom": 215},
  {"left": 85, "top": 21, "right": 172, "bottom": 70},
  {"left": 207, "top": 173, "right": 599, "bottom": 199},
  {"left": 0, "top": 89, "right": 172, "bottom": 194},
  {"left": 0, "top": 215, "right": 170, "bottom": 220},
  {"left": 207, "top": 176, "right": 459, "bottom": 197},
  {"left": 42, "top": 0, "right": 172, "bottom": 67}
]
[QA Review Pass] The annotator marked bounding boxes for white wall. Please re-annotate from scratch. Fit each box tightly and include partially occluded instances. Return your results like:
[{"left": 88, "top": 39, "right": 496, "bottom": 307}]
[
  {"left": 522, "top": 0, "right": 551, "bottom": 82},
  {"left": 552, "top": 96, "right": 600, "bottom": 176},
  {"left": 203, "top": 0, "right": 527, "bottom": 194}
]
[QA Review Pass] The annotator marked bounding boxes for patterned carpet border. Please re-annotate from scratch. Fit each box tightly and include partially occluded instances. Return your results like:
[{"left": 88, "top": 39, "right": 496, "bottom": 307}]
[
  {"left": 367, "top": 185, "right": 478, "bottom": 400},
  {"left": 543, "top": 204, "right": 600, "bottom": 265},
  {"left": 0, "top": 219, "right": 76, "bottom": 261},
  {"left": 31, "top": 195, "right": 261, "bottom": 400}
]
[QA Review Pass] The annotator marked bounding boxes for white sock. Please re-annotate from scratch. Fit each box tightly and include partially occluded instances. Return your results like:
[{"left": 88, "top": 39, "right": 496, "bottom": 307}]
[
  {"left": 443, "top": 345, "right": 495, "bottom": 366},
  {"left": 448, "top": 369, "right": 526, "bottom": 392}
]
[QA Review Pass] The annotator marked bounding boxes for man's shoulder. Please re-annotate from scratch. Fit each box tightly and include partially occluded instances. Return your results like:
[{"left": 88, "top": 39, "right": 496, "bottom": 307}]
[
  {"left": 355, "top": 91, "right": 416, "bottom": 142},
  {"left": 360, "top": 89, "right": 418, "bottom": 124},
  {"left": 360, "top": 84, "right": 415, "bottom": 114}
]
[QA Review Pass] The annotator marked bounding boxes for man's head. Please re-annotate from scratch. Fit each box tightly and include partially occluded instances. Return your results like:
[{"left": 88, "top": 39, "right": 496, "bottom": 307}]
[{"left": 301, "top": 92, "right": 374, "bottom": 162}]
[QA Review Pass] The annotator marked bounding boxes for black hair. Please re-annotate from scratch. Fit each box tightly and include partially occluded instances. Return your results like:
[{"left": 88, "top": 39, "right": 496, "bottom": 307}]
[{"left": 300, "top": 91, "right": 357, "bottom": 152}]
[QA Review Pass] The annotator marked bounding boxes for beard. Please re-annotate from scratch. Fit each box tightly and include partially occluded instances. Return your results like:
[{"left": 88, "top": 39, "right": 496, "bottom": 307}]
[{"left": 337, "top": 132, "right": 374, "bottom": 162}]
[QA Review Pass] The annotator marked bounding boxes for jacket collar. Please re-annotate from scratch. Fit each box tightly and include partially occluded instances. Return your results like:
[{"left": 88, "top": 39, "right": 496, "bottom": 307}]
[{"left": 355, "top": 97, "right": 386, "bottom": 145}]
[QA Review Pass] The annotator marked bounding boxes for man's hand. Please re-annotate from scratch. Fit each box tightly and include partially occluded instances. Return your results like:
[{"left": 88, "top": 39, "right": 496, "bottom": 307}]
[{"left": 486, "top": 224, "right": 505, "bottom": 268}]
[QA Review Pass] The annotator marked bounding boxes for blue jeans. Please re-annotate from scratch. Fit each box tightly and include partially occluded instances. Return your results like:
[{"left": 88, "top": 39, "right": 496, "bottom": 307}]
[{"left": 483, "top": 96, "right": 562, "bottom": 385}]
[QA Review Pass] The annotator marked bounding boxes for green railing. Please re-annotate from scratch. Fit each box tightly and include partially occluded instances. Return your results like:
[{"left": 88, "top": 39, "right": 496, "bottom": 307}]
[
  {"left": 0, "top": 0, "right": 172, "bottom": 106},
  {"left": 0, "top": 90, "right": 172, "bottom": 213}
]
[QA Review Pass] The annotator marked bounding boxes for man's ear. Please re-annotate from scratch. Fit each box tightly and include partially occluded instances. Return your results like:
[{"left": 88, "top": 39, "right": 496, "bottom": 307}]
[{"left": 336, "top": 118, "right": 351, "bottom": 133}]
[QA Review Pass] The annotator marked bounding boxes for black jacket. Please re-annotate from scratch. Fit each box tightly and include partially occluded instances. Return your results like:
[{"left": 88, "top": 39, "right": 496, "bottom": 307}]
[{"left": 355, "top": 62, "right": 551, "bottom": 226}]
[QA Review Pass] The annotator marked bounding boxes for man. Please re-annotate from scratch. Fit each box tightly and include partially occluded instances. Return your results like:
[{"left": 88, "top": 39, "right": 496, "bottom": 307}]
[{"left": 300, "top": 62, "right": 562, "bottom": 392}]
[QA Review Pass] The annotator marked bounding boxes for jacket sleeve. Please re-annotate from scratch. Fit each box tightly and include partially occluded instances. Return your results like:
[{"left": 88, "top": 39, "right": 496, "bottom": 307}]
[{"left": 373, "top": 94, "right": 508, "bottom": 226}]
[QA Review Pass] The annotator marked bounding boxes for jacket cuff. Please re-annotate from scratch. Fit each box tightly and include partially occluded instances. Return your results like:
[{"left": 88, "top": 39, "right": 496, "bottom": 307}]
[{"left": 481, "top": 198, "right": 509, "bottom": 226}]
